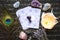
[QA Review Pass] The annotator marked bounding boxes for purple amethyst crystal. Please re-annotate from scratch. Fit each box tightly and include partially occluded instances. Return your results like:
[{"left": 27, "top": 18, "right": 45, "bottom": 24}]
[{"left": 31, "top": 0, "right": 42, "bottom": 8}]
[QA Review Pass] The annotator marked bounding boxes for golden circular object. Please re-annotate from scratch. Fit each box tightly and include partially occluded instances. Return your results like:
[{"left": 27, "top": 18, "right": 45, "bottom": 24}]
[{"left": 41, "top": 12, "right": 58, "bottom": 29}]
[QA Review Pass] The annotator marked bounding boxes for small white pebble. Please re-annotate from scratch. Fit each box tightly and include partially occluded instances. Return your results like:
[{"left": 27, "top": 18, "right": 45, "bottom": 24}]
[{"left": 13, "top": 1, "right": 20, "bottom": 8}]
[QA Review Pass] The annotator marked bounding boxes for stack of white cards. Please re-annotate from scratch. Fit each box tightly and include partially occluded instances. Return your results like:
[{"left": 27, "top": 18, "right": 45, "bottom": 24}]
[{"left": 16, "top": 6, "right": 41, "bottom": 30}]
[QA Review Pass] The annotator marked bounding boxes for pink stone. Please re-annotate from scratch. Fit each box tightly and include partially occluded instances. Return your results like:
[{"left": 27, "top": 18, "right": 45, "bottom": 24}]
[{"left": 19, "top": 31, "right": 27, "bottom": 40}]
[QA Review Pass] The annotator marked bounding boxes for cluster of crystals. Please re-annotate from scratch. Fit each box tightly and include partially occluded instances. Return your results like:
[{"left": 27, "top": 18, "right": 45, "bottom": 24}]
[{"left": 33, "top": 29, "right": 43, "bottom": 38}]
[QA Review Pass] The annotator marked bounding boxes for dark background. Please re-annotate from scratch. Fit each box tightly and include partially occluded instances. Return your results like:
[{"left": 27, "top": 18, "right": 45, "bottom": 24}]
[{"left": 0, "top": 0, "right": 60, "bottom": 40}]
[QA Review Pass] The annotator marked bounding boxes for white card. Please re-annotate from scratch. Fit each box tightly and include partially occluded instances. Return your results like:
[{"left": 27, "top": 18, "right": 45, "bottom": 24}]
[{"left": 16, "top": 6, "right": 41, "bottom": 30}]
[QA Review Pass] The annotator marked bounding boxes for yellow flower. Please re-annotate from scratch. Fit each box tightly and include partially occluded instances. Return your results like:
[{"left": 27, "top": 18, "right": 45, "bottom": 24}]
[{"left": 41, "top": 12, "right": 58, "bottom": 29}]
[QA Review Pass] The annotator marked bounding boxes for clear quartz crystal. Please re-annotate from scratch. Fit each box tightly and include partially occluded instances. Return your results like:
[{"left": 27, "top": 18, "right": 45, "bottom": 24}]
[{"left": 13, "top": 1, "right": 20, "bottom": 8}]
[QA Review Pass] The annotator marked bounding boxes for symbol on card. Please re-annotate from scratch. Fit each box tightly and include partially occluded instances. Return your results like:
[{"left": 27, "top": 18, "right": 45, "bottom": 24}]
[{"left": 27, "top": 16, "right": 31, "bottom": 23}]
